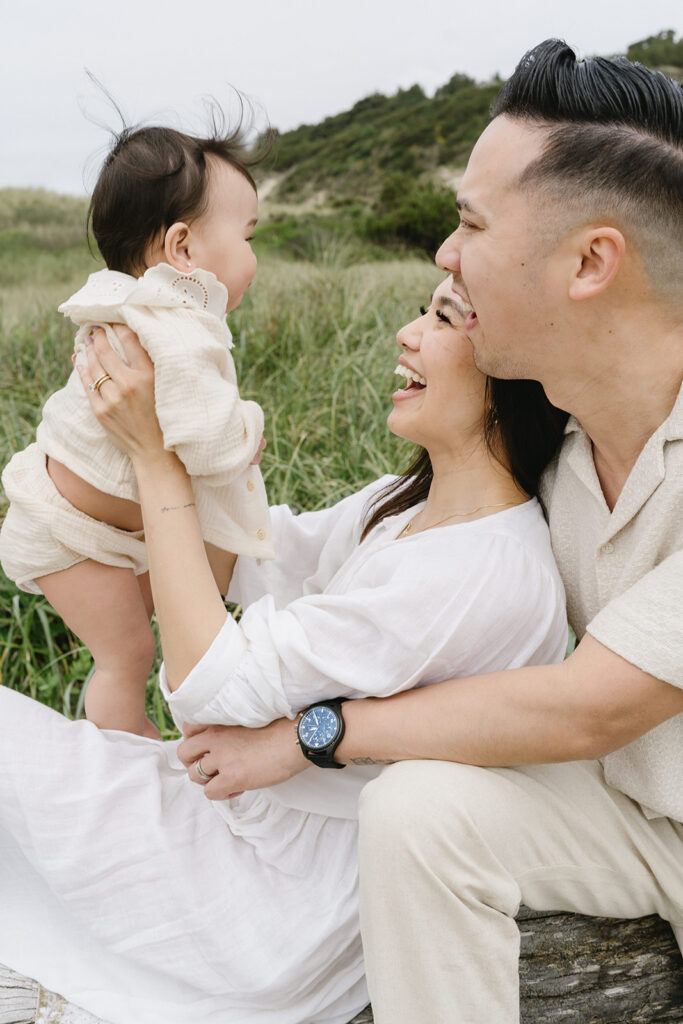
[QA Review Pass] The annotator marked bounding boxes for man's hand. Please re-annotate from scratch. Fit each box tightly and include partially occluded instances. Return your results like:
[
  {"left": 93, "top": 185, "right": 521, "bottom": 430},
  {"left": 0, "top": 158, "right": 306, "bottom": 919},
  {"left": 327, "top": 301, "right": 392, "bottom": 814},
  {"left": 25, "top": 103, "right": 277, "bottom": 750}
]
[{"left": 178, "top": 718, "right": 309, "bottom": 800}]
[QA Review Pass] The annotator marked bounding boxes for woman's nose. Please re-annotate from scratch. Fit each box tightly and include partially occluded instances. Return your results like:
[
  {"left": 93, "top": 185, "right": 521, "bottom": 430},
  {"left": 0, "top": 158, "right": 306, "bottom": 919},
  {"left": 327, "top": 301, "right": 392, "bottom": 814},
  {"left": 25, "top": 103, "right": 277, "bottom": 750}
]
[
  {"left": 396, "top": 319, "right": 420, "bottom": 351},
  {"left": 435, "top": 229, "right": 461, "bottom": 274}
]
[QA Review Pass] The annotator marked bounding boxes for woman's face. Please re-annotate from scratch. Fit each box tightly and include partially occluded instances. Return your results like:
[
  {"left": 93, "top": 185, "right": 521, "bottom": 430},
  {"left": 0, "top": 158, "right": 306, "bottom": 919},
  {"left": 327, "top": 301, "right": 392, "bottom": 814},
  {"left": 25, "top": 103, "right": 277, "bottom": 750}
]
[{"left": 388, "top": 276, "right": 488, "bottom": 456}]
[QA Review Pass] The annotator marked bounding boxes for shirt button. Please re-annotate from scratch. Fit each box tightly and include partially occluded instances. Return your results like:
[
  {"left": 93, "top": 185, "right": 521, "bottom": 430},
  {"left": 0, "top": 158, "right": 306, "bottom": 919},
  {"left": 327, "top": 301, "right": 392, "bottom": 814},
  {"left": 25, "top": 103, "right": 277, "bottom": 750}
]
[
  {"left": 601, "top": 542, "right": 614, "bottom": 554},
  {"left": 257, "top": 529, "right": 266, "bottom": 541},
  {"left": 246, "top": 480, "right": 255, "bottom": 491}
]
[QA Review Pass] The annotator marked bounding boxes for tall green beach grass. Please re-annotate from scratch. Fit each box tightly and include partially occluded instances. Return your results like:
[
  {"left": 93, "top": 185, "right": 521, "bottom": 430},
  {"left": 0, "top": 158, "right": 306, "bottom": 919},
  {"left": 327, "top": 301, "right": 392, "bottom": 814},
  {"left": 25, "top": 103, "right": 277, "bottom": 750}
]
[{"left": 1, "top": 235, "right": 442, "bottom": 732}]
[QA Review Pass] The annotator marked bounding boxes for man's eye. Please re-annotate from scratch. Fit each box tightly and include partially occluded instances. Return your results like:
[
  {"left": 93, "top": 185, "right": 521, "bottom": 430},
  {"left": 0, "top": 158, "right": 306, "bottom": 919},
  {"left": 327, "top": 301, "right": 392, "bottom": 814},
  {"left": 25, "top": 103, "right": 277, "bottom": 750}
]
[{"left": 435, "top": 309, "right": 453, "bottom": 325}]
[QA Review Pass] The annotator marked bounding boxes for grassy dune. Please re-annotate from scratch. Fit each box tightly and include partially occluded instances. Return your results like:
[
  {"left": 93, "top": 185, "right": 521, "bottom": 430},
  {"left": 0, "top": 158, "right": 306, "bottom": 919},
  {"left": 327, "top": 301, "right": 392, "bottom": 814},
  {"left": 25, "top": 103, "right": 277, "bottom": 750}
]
[{"left": 0, "top": 231, "right": 443, "bottom": 731}]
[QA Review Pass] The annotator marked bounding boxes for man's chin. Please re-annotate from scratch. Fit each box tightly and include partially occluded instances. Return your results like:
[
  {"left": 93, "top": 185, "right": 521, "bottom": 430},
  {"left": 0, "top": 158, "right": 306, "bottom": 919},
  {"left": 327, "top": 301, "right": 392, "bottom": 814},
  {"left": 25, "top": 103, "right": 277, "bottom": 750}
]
[{"left": 471, "top": 344, "right": 526, "bottom": 381}]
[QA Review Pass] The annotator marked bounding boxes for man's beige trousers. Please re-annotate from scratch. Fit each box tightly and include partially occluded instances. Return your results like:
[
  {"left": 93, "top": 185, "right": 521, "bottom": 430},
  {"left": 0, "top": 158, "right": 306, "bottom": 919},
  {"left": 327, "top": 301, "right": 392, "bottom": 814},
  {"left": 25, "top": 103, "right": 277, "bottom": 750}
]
[{"left": 358, "top": 760, "right": 683, "bottom": 1024}]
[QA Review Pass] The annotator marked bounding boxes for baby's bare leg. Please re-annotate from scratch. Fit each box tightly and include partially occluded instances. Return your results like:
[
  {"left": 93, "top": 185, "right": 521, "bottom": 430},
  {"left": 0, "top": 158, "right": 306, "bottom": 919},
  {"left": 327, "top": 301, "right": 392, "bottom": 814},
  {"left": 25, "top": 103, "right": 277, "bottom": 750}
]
[
  {"left": 204, "top": 543, "right": 237, "bottom": 597},
  {"left": 37, "top": 560, "right": 157, "bottom": 735}
]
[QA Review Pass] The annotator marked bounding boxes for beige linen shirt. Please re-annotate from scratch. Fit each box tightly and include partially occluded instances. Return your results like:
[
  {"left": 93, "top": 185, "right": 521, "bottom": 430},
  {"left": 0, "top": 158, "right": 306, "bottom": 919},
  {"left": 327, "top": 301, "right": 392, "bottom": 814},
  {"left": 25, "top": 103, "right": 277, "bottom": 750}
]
[{"left": 541, "top": 384, "right": 682, "bottom": 822}]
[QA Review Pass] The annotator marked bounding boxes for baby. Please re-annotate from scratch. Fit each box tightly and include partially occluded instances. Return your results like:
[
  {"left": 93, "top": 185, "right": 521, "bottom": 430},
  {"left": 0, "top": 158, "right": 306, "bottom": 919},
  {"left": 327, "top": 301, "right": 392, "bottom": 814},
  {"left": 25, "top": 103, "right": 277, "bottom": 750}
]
[{"left": 0, "top": 123, "right": 273, "bottom": 737}]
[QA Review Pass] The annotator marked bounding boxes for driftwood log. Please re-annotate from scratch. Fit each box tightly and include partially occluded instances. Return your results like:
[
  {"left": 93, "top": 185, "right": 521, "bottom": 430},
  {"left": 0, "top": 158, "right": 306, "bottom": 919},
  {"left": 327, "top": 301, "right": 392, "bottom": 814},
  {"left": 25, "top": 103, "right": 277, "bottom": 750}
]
[
  {"left": 1, "top": 910, "right": 681, "bottom": 1022},
  {"left": 349, "top": 907, "right": 683, "bottom": 1023},
  {"left": 0, "top": 964, "right": 37, "bottom": 1024}
]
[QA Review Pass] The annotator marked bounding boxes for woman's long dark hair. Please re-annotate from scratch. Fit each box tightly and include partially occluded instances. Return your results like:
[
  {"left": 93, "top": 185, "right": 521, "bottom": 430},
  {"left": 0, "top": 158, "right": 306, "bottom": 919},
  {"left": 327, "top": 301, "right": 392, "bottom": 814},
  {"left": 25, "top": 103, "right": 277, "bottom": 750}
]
[{"left": 360, "top": 377, "right": 568, "bottom": 541}]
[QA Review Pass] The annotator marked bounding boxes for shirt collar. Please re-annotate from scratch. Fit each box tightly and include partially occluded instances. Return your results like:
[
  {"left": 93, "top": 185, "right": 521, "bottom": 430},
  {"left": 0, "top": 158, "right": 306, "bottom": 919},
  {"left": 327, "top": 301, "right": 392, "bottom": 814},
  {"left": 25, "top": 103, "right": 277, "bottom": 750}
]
[{"left": 562, "top": 381, "right": 683, "bottom": 444}]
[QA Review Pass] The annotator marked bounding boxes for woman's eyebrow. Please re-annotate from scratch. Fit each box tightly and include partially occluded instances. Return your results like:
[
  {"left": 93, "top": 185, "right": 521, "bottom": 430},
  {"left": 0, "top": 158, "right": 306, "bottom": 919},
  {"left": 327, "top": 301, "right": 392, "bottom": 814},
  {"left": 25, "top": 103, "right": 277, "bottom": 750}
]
[{"left": 437, "top": 296, "right": 461, "bottom": 313}]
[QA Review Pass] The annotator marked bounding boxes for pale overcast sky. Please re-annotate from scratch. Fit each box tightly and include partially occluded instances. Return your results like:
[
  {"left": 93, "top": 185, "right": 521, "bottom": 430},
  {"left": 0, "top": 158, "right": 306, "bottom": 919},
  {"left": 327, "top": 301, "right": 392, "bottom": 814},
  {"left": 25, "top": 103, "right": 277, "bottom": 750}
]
[{"left": 2, "top": 0, "right": 681, "bottom": 195}]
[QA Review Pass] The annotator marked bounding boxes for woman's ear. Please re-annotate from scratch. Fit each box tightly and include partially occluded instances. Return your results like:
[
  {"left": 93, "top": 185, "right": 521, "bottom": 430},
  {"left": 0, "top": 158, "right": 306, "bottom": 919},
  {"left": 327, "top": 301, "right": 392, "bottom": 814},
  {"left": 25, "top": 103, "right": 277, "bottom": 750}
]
[
  {"left": 568, "top": 226, "right": 625, "bottom": 302},
  {"left": 164, "top": 222, "right": 194, "bottom": 272}
]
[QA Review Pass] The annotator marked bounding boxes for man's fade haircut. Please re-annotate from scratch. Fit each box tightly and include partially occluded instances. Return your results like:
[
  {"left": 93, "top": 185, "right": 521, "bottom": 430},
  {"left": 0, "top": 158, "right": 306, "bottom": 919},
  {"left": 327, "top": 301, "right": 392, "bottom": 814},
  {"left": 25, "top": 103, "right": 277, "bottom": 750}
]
[
  {"left": 491, "top": 39, "right": 683, "bottom": 300},
  {"left": 88, "top": 100, "right": 267, "bottom": 277}
]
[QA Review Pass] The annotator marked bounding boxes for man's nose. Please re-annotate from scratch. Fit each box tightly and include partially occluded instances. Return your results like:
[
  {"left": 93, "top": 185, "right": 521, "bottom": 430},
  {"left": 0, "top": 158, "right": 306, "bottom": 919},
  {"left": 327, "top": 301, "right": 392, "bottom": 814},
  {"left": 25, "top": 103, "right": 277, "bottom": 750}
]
[{"left": 435, "top": 230, "right": 460, "bottom": 273}]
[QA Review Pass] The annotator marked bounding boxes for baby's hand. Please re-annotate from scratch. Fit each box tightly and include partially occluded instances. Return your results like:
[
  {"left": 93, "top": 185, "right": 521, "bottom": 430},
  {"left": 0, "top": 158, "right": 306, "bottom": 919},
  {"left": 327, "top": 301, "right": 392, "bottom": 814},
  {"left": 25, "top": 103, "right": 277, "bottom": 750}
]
[{"left": 251, "top": 436, "right": 266, "bottom": 465}]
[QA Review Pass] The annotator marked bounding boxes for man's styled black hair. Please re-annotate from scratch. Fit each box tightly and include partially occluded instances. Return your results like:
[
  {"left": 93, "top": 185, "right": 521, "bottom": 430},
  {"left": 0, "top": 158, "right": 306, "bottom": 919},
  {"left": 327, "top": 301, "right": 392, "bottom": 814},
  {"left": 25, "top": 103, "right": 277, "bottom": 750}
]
[
  {"left": 492, "top": 38, "right": 682, "bottom": 140},
  {"left": 490, "top": 39, "right": 683, "bottom": 298}
]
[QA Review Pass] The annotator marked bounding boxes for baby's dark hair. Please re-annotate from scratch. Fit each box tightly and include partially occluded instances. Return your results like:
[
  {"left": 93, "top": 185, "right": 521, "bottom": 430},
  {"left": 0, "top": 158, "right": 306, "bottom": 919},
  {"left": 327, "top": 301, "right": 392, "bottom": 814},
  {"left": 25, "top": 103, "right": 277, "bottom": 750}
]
[{"left": 88, "top": 111, "right": 263, "bottom": 277}]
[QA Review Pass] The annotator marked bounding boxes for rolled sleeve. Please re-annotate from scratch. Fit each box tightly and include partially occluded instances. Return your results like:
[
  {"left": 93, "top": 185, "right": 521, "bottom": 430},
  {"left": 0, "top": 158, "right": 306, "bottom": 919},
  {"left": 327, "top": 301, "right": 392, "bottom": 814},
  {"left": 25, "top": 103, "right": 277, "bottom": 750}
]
[{"left": 159, "top": 616, "right": 249, "bottom": 725}]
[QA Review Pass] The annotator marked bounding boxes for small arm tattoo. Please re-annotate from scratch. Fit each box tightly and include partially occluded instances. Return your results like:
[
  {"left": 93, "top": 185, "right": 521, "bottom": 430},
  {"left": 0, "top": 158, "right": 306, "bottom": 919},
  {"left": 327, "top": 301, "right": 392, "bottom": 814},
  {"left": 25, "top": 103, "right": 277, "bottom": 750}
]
[
  {"left": 160, "top": 502, "right": 196, "bottom": 512},
  {"left": 348, "top": 757, "right": 396, "bottom": 766}
]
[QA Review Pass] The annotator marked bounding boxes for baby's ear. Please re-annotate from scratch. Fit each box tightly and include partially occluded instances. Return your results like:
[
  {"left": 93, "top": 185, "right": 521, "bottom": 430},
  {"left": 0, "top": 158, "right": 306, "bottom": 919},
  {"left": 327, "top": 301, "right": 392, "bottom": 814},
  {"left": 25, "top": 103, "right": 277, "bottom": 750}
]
[{"left": 164, "top": 222, "right": 193, "bottom": 272}]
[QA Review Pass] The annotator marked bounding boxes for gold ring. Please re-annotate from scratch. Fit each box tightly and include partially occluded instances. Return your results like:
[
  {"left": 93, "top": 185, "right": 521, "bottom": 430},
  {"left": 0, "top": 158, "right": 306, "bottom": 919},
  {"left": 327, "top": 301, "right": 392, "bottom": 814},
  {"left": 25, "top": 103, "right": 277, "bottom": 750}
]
[{"left": 90, "top": 373, "right": 112, "bottom": 393}]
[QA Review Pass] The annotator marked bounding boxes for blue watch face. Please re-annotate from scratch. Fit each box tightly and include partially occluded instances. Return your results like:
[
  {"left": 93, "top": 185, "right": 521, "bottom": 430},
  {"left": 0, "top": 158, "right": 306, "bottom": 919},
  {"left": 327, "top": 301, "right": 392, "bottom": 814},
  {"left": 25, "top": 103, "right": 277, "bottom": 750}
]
[{"left": 299, "top": 706, "right": 340, "bottom": 750}]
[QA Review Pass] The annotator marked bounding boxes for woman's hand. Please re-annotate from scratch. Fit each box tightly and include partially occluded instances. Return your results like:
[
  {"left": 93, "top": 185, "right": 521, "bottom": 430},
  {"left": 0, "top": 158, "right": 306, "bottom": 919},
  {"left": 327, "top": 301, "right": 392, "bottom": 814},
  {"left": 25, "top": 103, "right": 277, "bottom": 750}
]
[
  {"left": 77, "top": 324, "right": 166, "bottom": 463},
  {"left": 178, "top": 719, "right": 309, "bottom": 800}
]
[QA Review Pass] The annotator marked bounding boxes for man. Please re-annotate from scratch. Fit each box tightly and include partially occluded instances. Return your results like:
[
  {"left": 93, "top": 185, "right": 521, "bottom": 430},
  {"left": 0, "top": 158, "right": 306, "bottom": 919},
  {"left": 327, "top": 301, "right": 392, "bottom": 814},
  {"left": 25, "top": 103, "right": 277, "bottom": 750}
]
[
  {"left": 349, "top": 39, "right": 683, "bottom": 1023},
  {"left": 178, "top": 37, "right": 682, "bottom": 1024}
]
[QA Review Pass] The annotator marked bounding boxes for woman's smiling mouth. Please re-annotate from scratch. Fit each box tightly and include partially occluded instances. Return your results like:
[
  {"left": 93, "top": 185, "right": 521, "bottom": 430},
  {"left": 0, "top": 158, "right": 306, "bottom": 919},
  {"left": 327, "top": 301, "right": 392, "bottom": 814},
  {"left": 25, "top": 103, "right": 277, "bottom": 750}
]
[
  {"left": 393, "top": 364, "right": 426, "bottom": 401},
  {"left": 394, "top": 364, "right": 427, "bottom": 387}
]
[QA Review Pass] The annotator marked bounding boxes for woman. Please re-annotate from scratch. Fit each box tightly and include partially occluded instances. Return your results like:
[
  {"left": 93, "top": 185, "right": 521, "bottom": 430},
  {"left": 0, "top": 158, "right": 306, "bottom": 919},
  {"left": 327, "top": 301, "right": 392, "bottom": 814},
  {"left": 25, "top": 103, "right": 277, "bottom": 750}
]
[{"left": 0, "top": 277, "right": 568, "bottom": 1024}]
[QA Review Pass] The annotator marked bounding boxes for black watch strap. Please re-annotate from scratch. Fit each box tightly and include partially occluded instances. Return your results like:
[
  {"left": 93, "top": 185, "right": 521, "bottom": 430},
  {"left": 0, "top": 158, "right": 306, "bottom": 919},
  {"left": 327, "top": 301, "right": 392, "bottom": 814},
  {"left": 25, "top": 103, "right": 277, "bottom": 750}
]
[{"left": 296, "top": 699, "right": 347, "bottom": 769}]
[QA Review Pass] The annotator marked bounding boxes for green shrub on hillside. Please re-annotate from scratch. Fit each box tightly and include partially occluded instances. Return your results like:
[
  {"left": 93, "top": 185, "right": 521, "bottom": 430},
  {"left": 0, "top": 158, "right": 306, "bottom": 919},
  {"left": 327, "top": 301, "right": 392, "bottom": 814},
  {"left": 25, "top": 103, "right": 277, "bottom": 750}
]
[
  {"left": 270, "top": 74, "right": 497, "bottom": 200},
  {"left": 364, "top": 174, "right": 459, "bottom": 256},
  {"left": 626, "top": 29, "right": 683, "bottom": 68}
]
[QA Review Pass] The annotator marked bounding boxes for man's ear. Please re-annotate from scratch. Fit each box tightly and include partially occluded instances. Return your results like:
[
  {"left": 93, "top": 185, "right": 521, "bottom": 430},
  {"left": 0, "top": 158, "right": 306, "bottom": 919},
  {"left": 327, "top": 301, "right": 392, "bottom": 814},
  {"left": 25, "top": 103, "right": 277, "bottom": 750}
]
[
  {"left": 164, "top": 222, "right": 194, "bottom": 272},
  {"left": 568, "top": 227, "right": 625, "bottom": 301}
]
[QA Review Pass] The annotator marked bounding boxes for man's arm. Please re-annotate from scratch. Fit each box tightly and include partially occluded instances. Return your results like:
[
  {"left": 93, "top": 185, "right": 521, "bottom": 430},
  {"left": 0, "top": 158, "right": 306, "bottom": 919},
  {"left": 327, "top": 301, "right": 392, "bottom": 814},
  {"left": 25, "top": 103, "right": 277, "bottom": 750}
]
[
  {"left": 178, "top": 634, "right": 683, "bottom": 799},
  {"left": 336, "top": 633, "right": 683, "bottom": 767}
]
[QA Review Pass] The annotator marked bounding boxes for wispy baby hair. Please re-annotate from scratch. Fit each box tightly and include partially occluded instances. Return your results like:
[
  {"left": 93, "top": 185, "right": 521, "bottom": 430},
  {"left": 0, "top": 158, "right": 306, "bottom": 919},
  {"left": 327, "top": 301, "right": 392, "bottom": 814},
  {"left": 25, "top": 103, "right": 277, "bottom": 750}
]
[{"left": 88, "top": 97, "right": 268, "bottom": 277}]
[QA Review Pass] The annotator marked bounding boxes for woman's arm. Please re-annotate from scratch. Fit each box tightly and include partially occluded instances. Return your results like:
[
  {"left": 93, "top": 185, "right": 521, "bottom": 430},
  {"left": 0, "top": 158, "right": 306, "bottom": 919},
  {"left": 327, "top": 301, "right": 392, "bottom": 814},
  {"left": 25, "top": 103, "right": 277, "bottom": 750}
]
[
  {"left": 78, "top": 326, "right": 229, "bottom": 687},
  {"left": 178, "top": 635, "right": 683, "bottom": 799}
]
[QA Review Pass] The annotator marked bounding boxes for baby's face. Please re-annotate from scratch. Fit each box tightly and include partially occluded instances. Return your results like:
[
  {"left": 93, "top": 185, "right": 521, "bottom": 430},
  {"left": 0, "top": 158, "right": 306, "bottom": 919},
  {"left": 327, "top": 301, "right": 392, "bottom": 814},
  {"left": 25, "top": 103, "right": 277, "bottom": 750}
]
[{"left": 189, "top": 158, "right": 258, "bottom": 311}]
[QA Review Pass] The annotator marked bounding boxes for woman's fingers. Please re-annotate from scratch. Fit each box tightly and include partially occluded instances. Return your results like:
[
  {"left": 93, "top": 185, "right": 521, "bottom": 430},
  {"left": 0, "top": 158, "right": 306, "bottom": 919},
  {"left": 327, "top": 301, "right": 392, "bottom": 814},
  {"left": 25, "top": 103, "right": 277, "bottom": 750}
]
[
  {"left": 83, "top": 329, "right": 116, "bottom": 392},
  {"left": 76, "top": 330, "right": 116, "bottom": 410},
  {"left": 177, "top": 731, "right": 208, "bottom": 768},
  {"left": 73, "top": 321, "right": 164, "bottom": 456},
  {"left": 189, "top": 753, "right": 218, "bottom": 786},
  {"left": 104, "top": 322, "right": 153, "bottom": 372}
]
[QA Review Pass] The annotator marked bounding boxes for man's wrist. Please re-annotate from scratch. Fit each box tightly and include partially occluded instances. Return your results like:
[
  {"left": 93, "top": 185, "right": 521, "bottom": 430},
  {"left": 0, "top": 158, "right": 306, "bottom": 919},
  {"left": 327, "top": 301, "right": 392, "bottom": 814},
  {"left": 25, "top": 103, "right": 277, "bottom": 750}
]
[{"left": 333, "top": 697, "right": 397, "bottom": 767}]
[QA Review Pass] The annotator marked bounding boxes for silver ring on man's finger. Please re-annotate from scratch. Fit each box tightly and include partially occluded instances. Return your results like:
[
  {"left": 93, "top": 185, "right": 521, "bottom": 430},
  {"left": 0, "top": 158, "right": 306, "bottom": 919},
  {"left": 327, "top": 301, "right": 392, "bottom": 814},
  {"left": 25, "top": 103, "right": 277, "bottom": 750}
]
[
  {"left": 195, "top": 757, "right": 212, "bottom": 782},
  {"left": 89, "top": 373, "right": 112, "bottom": 393}
]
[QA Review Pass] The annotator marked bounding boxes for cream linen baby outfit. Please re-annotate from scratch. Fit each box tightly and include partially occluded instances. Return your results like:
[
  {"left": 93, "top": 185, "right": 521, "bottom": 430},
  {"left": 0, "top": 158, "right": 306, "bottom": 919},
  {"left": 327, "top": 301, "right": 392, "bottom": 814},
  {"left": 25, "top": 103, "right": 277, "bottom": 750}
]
[
  {"left": 358, "top": 385, "right": 683, "bottom": 1024},
  {"left": 0, "top": 265, "right": 273, "bottom": 593}
]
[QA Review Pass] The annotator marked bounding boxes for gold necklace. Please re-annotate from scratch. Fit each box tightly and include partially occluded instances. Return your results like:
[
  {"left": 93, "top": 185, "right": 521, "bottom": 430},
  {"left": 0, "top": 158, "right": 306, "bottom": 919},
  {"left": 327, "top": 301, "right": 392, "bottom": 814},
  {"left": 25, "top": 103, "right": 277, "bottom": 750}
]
[{"left": 399, "top": 500, "right": 520, "bottom": 537}]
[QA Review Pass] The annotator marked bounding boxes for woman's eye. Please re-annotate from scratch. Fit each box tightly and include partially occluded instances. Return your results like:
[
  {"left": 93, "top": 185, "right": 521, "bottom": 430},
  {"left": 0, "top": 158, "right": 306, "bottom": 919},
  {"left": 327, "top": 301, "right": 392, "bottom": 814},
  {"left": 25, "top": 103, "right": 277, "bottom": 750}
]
[
  {"left": 419, "top": 305, "right": 428, "bottom": 316},
  {"left": 435, "top": 309, "right": 453, "bottom": 325}
]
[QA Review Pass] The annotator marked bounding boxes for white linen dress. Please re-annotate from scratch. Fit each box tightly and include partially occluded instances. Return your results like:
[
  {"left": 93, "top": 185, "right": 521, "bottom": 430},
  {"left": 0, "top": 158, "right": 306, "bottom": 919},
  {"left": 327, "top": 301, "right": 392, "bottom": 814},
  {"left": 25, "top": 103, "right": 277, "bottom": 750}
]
[{"left": 0, "top": 478, "right": 568, "bottom": 1024}]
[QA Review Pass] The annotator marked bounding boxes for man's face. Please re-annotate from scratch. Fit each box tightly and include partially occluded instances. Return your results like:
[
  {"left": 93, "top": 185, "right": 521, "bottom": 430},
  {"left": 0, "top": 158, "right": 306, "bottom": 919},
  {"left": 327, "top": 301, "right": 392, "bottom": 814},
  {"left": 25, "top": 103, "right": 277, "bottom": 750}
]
[{"left": 435, "top": 115, "right": 565, "bottom": 381}]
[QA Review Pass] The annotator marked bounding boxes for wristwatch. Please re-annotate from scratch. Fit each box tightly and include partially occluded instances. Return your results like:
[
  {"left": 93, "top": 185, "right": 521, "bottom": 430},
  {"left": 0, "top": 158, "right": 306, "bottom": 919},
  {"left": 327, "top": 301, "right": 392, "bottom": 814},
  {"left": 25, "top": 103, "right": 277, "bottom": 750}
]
[{"left": 296, "top": 699, "right": 347, "bottom": 769}]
